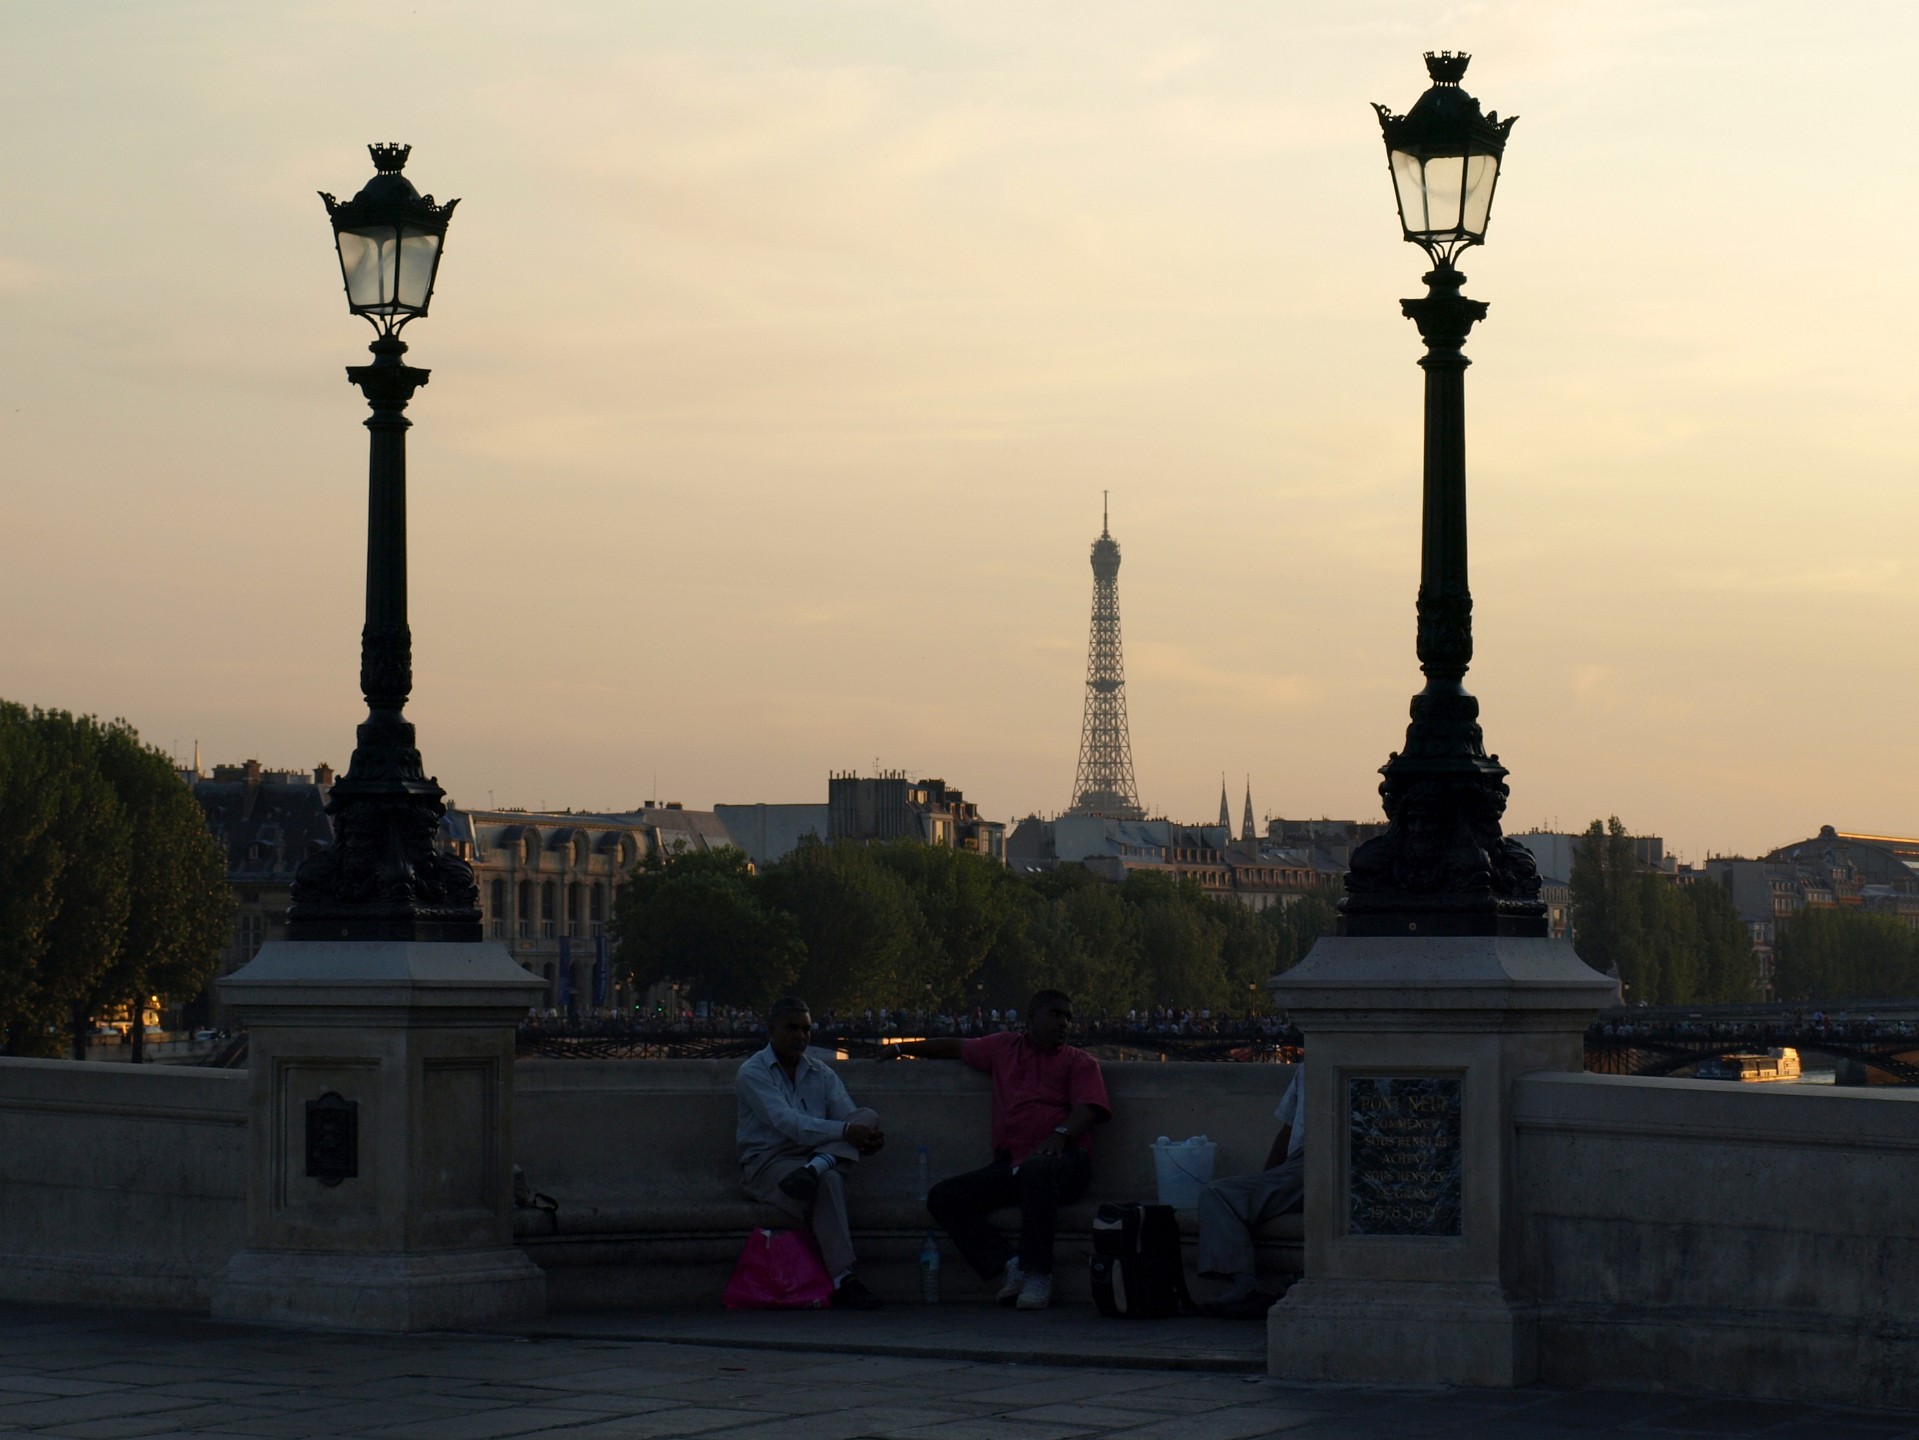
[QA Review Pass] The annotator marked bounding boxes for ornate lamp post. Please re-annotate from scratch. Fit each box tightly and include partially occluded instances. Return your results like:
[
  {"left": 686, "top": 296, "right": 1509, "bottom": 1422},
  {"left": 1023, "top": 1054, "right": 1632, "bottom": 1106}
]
[
  {"left": 1340, "top": 54, "right": 1547, "bottom": 940},
  {"left": 214, "top": 147, "right": 543, "bottom": 1334},
  {"left": 1266, "top": 61, "right": 1615, "bottom": 1389},
  {"left": 286, "top": 144, "right": 480, "bottom": 942}
]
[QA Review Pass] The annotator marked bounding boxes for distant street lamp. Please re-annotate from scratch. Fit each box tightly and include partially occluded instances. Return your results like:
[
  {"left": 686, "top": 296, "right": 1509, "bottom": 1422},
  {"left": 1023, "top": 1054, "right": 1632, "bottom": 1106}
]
[
  {"left": 1340, "top": 55, "right": 1547, "bottom": 940},
  {"left": 286, "top": 144, "right": 480, "bottom": 942}
]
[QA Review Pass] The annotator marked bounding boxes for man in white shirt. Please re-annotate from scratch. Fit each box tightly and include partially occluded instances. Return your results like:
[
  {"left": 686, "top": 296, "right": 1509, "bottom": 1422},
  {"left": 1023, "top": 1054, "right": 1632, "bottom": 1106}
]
[
  {"left": 1194, "top": 1067, "right": 1304, "bottom": 1319},
  {"left": 736, "top": 996, "right": 886, "bottom": 1310}
]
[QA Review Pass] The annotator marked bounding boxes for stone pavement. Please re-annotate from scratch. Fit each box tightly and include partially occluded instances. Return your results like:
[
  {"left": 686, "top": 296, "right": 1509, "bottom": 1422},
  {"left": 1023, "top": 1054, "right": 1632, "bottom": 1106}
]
[{"left": 2, "top": 1302, "right": 1918, "bottom": 1440}]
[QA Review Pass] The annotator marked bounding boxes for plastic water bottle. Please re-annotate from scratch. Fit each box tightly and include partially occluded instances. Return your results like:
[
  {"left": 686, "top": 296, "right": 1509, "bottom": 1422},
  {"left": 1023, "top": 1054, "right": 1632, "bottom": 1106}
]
[
  {"left": 919, "top": 1232, "right": 940, "bottom": 1304},
  {"left": 916, "top": 1144, "right": 930, "bottom": 1204}
]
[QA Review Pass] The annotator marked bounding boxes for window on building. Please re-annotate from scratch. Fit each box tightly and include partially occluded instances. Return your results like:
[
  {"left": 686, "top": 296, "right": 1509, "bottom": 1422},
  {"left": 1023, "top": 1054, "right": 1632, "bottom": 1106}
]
[{"left": 518, "top": 880, "right": 534, "bottom": 938}]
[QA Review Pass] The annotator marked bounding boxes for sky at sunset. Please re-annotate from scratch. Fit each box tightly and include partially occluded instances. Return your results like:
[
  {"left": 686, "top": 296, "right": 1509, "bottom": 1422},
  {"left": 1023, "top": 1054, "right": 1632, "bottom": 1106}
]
[{"left": 3, "top": 1, "right": 1915, "bottom": 863}]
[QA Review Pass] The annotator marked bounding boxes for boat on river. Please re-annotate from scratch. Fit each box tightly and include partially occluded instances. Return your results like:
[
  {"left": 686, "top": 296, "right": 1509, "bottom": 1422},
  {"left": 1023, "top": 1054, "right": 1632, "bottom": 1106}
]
[{"left": 1694, "top": 1047, "right": 1802, "bottom": 1083}]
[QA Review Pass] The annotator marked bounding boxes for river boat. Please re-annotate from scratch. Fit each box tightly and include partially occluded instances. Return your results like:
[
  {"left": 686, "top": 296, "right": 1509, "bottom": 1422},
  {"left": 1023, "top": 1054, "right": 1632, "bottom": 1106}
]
[{"left": 1694, "top": 1047, "right": 1802, "bottom": 1083}]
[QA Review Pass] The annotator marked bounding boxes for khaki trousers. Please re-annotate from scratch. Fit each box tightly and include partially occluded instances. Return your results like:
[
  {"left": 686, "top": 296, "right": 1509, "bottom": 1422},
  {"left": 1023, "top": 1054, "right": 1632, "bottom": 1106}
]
[{"left": 741, "top": 1106, "right": 879, "bottom": 1279}]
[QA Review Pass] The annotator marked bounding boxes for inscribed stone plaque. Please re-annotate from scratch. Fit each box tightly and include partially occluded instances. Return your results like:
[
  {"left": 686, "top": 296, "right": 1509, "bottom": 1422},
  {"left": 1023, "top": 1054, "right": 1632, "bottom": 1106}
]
[{"left": 1347, "top": 1075, "right": 1462, "bottom": 1237}]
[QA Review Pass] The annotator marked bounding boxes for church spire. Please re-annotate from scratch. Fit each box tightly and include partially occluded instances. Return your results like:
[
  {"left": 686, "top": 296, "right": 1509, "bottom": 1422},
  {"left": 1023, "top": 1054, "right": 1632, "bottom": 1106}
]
[
  {"left": 1242, "top": 777, "right": 1256, "bottom": 843},
  {"left": 1218, "top": 774, "right": 1230, "bottom": 829}
]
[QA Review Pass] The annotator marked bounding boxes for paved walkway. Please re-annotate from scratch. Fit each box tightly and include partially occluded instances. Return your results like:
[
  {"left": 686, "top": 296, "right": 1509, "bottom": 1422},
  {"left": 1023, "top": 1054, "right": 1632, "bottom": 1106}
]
[{"left": 2, "top": 1303, "right": 1917, "bottom": 1440}]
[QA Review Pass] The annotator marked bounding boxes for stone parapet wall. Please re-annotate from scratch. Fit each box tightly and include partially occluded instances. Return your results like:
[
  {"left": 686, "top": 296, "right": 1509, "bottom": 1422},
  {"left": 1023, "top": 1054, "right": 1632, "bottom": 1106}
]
[
  {"left": 0, "top": 1058, "right": 247, "bottom": 1309},
  {"left": 1516, "top": 1072, "right": 1919, "bottom": 1409}
]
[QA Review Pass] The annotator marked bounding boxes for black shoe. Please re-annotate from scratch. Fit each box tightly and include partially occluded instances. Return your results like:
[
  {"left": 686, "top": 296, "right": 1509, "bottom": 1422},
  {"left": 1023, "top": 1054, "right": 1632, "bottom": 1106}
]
[
  {"left": 779, "top": 1165, "right": 822, "bottom": 1203},
  {"left": 831, "top": 1276, "right": 883, "bottom": 1311}
]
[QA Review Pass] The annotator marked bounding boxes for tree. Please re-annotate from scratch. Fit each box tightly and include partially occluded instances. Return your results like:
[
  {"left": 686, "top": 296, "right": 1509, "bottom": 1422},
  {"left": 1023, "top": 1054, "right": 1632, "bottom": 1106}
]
[
  {"left": 1262, "top": 892, "right": 1338, "bottom": 975},
  {"left": 760, "top": 840, "right": 920, "bottom": 1012},
  {"left": 1018, "top": 866, "right": 1146, "bottom": 1017},
  {"left": 0, "top": 708, "right": 129, "bottom": 1056},
  {"left": 1774, "top": 908, "right": 1919, "bottom": 1002},
  {"left": 1217, "top": 899, "right": 1281, "bottom": 1013},
  {"left": 1125, "top": 870, "right": 1229, "bottom": 1011},
  {"left": 1570, "top": 818, "right": 1649, "bottom": 995},
  {"left": 1686, "top": 880, "right": 1757, "bottom": 1004},
  {"left": 80, "top": 722, "right": 232, "bottom": 1061},
  {"left": 868, "top": 840, "right": 1026, "bottom": 1007},
  {"left": 612, "top": 845, "right": 802, "bottom": 1012},
  {"left": 1569, "top": 816, "right": 1766, "bottom": 1004}
]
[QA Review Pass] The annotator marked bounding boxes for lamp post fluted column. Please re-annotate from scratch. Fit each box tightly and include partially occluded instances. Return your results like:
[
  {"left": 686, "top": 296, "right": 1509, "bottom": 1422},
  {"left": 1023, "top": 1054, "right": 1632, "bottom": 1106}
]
[
  {"left": 286, "top": 335, "right": 480, "bottom": 941},
  {"left": 1339, "top": 262, "right": 1545, "bottom": 938}
]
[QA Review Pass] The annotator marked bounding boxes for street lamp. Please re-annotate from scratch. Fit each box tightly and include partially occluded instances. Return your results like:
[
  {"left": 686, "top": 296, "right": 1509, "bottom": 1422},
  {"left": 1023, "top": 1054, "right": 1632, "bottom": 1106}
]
[
  {"left": 1339, "top": 55, "right": 1547, "bottom": 940},
  {"left": 286, "top": 144, "right": 481, "bottom": 942}
]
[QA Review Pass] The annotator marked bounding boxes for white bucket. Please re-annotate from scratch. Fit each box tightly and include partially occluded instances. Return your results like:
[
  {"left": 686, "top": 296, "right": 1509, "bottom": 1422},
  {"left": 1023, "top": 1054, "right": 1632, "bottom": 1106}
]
[{"left": 1150, "top": 1136, "right": 1217, "bottom": 1209}]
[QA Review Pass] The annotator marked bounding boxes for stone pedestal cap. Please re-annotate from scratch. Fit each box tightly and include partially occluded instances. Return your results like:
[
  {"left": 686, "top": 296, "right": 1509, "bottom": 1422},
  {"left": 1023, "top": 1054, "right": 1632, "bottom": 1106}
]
[
  {"left": 1271, "top": 936, "right": 1618, "bottom": 1030},
  {"left": 219, "top": 940, "right": 544, "bottom": 1026}
]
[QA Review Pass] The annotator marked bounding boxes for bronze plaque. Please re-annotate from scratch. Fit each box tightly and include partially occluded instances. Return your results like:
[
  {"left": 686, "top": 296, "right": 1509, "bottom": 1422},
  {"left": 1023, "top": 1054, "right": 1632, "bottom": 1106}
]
[{"left": 1347, "top": 1075, "right": 1462, "bottom": 1237}]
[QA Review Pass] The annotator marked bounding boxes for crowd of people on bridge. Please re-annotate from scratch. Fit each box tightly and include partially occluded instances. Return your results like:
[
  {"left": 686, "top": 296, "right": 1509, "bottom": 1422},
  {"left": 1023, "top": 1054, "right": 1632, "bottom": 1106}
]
[{"left": 523, "top": 1003, "right": 1302, "bottom": 1044}]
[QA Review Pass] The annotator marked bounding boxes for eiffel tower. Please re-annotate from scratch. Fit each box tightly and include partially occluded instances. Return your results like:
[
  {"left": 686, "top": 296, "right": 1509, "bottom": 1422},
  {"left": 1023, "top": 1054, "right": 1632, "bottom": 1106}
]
[{"left": 1067, "top": 497, "right": 1145, "bottom": 820}]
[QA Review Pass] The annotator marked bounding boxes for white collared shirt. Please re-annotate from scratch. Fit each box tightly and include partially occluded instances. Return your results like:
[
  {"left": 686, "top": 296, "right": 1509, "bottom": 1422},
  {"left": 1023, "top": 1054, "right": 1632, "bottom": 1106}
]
[{"left": 735, "top": 1045, "right": 860, "bottom": 1181}]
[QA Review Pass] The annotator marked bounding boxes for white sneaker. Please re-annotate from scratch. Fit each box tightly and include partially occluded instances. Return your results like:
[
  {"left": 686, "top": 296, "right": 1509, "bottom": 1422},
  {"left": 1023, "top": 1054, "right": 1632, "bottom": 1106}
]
[
  {"left": 995, "top": 1259, "right": 1025, "bottom": 1306},
  {"left": 1015, "top": 1273, "right": 1055, "bottom": 1311}
]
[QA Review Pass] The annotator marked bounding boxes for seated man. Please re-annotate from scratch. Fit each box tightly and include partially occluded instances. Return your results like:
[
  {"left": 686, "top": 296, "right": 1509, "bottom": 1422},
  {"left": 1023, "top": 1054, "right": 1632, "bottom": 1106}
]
[
  {"left": 1195, "top": 1064, "right": 1303, "bottom": 1319},
  {"left": 736, "top": 995, "right": 886, "bottom": 1310},
  {"left": 895, "top": 989, "right": 1110, "bottom": 1311}
]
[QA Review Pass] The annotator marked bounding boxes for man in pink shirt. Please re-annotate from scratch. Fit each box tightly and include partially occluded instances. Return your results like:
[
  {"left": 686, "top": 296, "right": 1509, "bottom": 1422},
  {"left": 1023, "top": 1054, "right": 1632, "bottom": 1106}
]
[{"left": 892, "top": 990, "right": 1110, "bottom": 1310}]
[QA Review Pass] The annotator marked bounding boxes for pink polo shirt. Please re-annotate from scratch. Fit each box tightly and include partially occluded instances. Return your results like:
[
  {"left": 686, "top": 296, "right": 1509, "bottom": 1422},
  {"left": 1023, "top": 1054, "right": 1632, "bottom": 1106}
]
[{"left": 961, "top": 1031, "right": 1112, "bottom": 1164}]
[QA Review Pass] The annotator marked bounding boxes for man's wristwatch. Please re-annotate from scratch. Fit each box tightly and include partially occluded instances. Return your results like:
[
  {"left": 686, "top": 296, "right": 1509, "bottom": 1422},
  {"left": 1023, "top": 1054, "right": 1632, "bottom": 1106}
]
[{"left": 1052, "top": 1124, "right": 1071, "bottom": 1138}]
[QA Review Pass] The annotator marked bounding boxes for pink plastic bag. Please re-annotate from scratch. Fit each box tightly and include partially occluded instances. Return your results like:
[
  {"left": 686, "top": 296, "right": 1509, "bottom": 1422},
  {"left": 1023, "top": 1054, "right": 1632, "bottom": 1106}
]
[{"left": 722, "top": 1227, "right": 834, "bottom": 1310}]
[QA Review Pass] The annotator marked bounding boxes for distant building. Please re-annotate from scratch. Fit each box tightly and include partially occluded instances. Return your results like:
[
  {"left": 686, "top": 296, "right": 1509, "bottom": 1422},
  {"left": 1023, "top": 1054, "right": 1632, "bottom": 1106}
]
[
  {"left": 827, "top": 772, "right": 1006, "bottom": 860},
  {"left": 1008, "top": 813, "right": 1335, "bottom": 910},
  {"left": 1707, "top": 825, "right": 1919, "bottom": 998},
  {"left": 441, "top": 801, "right": 735, "bottom": 1012},
  {"left": 189, "top": 759, "right": 336, "bottom": 1021},
  {"left": 712, "top": 803, "right": 828, "bottom": 867}
]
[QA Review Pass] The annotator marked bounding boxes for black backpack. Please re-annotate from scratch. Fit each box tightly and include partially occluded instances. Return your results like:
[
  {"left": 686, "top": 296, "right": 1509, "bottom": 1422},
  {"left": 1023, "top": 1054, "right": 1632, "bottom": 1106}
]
[{"left": 1090, "top": 1202, "right": 1194, "bottom": 1318}]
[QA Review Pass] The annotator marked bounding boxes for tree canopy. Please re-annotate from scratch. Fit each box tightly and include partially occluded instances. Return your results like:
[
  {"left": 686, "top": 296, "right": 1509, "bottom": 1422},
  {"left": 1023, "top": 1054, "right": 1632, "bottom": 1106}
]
[
  {"left": 0, "top": 706, "right": 232, "bottom": 1057},
  {"left": 1568, "top": 817, "right": 1755, "bottom": 1005},
  {"left": 612, "top": 837, "right": 1336, "bottom": 1014},
  {"left": 1773, "top": 907, "right": 1919, "bottom": 1002}
]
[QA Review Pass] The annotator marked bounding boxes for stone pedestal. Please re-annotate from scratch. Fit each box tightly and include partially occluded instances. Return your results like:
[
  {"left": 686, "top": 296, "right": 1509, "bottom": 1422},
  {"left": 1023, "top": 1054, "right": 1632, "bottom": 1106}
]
[
  {"left": 1266, "top": 936, "right": 1615, "bottom": 1387},
  {"left": 210, "top": 941, "right": 546, "bottom": 1331}
]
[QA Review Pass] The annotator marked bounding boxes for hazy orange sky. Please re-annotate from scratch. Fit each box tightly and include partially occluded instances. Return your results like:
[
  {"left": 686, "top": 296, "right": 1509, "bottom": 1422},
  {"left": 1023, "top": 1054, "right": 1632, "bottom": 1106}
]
[{"left": 3, "top": 1, "right": 1915, "bottom": 862}]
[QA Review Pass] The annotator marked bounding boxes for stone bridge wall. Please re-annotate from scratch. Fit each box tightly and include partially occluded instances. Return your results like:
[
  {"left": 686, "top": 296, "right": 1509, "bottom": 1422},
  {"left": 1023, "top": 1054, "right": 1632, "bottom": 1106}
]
[
  {"left": 5, "top": 1052, "right": 1915, "bottom": 1409},
  {"left": 1516, "top": 1072, "right": 1919, "bottom": 1409},
  {"left": 0, "top": 1058, "right": 247, "bottom": 1309}
]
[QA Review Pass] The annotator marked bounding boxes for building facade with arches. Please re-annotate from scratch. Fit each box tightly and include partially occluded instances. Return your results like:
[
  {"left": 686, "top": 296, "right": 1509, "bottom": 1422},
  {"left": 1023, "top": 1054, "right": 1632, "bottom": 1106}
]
[{"left": 441, "top": 803, "right": 737, "bottom": 1013}]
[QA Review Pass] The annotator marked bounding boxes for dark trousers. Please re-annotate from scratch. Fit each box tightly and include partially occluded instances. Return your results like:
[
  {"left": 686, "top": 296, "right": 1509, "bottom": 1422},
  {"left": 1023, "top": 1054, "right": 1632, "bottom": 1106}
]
[{"left": 927, "top": 1149, "right": 1091, "bottom": 1279}]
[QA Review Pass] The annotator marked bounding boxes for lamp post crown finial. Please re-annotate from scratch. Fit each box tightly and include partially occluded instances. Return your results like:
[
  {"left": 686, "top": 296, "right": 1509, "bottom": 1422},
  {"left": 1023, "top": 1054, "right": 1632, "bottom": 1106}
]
[
  {"left": 368, "top": 142, "right": 411, "bottom": 174},
  {"left": 1423, "top": 51, "right": 1470, "bottom": 85}
]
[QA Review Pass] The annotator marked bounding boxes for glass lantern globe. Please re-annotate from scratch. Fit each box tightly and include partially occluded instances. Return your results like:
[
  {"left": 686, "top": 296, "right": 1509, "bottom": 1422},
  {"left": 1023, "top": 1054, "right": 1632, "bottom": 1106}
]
[
  {"left": 319, "top": 144, "right": 459, "bottom": 332},
  {"left": 1373, "top": 53, "right": 1516, "bottom": 265}
]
